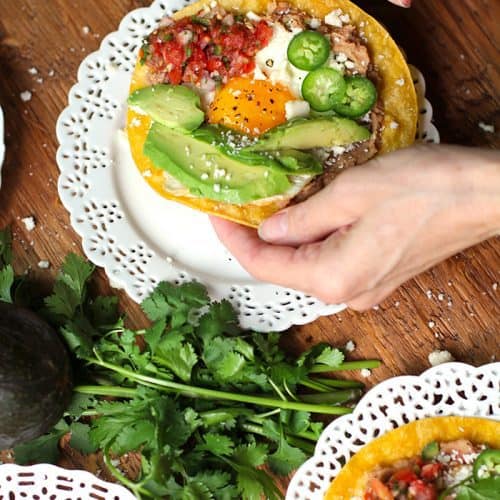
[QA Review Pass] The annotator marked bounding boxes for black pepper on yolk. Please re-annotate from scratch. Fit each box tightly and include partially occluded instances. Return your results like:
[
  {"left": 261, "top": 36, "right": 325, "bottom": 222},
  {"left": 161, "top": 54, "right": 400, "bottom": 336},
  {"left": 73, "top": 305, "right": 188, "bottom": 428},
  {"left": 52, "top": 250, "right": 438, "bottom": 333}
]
[{"left": 207, "top": 77, "right": 295, "bottom": 137}]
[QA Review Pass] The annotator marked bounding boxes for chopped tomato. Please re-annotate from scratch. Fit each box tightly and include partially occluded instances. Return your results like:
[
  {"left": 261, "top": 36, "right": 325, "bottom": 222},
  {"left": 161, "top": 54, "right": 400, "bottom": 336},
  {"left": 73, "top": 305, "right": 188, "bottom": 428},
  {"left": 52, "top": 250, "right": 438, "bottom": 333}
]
[
  {"left": 420, "top": 463, "right": 442, "bottom": 482},
  {"left": 408, "top": 480, "right": 437, "bottom": 500},
  {"left": 390, "top": 468, "right": 419, "bottom": 485},
  {"left": 366, "top": 479, "right": 394, "bottom": 500},
  {"left": 143, "top": 10, "right": 272, "bottom": 86}
]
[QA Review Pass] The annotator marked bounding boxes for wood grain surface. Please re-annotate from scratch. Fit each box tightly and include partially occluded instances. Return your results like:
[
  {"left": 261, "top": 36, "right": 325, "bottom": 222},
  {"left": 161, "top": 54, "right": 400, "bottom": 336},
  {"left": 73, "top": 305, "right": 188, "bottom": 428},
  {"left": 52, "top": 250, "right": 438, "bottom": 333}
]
[{"left": 0, "top": 0, "right": 499, "bottom": 470}]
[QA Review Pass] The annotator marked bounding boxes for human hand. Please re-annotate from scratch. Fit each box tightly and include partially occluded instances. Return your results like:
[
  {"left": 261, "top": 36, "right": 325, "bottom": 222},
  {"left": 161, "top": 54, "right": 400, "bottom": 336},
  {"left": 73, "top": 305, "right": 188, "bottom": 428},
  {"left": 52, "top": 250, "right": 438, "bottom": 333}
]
[{"left": 211, "top": 145, "right": 500, "bottom": 310}]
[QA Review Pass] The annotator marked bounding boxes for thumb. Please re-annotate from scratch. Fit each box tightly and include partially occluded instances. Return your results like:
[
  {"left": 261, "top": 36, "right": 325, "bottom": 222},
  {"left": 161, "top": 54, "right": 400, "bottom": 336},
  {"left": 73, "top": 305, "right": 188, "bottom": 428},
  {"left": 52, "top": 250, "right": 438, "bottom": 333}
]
[{"left": 258, "top": 183, "right": 358, "bottom": 246}]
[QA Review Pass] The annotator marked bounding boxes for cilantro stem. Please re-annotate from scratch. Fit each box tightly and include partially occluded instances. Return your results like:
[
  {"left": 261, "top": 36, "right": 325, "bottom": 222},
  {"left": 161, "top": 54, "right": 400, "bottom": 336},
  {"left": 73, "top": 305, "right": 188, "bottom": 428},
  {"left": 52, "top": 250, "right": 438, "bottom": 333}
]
[
  {"left": 310, "top": 377, "right": 364, "bottom": 389},
  {"left": 248, "top": 416, "right": 318, "bottom": 442},
  {"left": 87, "top": 358, "right": 352, "bottom": 415},
  {"left": 309, "top": 360, "right": 381, "bottom": 373},
  {"left": 299, "top": 389, "right": 362, "bottom": 405},
  {"left": 75, "top": 385, "right": 137, "bottom": 398}
]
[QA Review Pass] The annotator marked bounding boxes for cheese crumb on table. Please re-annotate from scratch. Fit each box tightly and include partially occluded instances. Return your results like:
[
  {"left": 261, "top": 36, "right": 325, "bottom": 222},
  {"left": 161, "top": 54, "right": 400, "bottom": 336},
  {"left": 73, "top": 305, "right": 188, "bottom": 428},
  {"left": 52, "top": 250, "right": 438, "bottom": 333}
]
[
  {"left": 37, "top": 260, "right": 50, "bottom": 269},
  {"left": 21, "top": 216, "right": 36, "bottom": 231},
  {"left": 478, "top": 122, "right": 495, "bottom": 133},
  {"left": 27, "top": 67, "right": 38, "bottom": 75},
  {"left": 20, "top": 90, "right": 32, "bottom": 102},
  {"left": 428, "top": 350, "right": 455, "bottom": 366},
  {"left": 345, "top": 340, "right": 356, "bottom": 353},
  {"left": 360, "top": 368, "right": 371, "bottom": 378}
]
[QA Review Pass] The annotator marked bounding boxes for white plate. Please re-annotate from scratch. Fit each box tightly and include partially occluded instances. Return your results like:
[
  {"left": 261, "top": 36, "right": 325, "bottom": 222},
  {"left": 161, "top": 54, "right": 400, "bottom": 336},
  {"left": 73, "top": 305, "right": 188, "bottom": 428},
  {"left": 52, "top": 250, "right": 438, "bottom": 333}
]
[
  {"left": 0, "top": 105, "right": 5, "bottom": 188},
  {"left": 56, "top": 0, "right": 440, "bottom": 331},
  {"left": 0, "top": 463, "right": 136, "bottom": 499},
  {"left": 287, "top": 362, "right": 500, "bottom": 499}
]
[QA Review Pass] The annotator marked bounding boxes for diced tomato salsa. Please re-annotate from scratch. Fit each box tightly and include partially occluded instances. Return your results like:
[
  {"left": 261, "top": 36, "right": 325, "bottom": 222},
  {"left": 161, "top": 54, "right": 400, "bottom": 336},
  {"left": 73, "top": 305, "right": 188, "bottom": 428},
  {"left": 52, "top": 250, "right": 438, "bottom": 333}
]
[{"left": 141, "top": 11, "right": 273, "bottom": 86}]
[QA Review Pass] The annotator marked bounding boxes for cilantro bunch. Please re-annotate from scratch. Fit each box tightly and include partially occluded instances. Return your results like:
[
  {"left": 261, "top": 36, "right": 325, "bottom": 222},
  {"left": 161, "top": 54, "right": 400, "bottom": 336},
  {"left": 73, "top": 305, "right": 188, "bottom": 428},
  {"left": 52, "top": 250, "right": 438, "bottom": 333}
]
[{"left": 1, "top": 229, "right": 380, "bottom": 499}]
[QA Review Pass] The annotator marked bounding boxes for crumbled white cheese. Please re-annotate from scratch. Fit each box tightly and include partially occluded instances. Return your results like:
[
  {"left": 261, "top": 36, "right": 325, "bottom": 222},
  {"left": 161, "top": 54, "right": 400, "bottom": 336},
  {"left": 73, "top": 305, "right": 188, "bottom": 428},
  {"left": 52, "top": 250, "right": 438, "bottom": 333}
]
[
  {"left": 37, "top": 260, "right": 50, "bottom": 269},
  {"left": 246, "top": 11, "right": 261, "bottom": 22},
  {"left": 493, "top": 282, "right": 498, "bottom": 291},
  {"left": 28, "top": 67, "right": 38, "bottom": 75},
  {"left": 390, "top": 121, "right": 399, "bottom": 129},
  {"left": 308, "top": 18, "right": 321, "bottom": 29},
  {"left": 428, "top": 350, "right": 455, "bottom": 366},
  {"left": 130, "top": 117, "right": 141, "bottom": 127},
  {"left": 325, "top": 9, "right": 346, "bottom": 28},
  {"left": 426, "top": 289, "right": 433, "bottom": 299},
  {"left": 21, "top": 216, "right": 36, "bottom": 231},
  {"left": 360, "top": 368, "right": 371, "bottom": 378},
  {"left": 200, "top": 173, "right": 209, "bottom": 181},
  {"left": 345, "top": 340, "right": 356, "bottom": 353},
  {"left": 478, "top": 122, "right": 495, "bottom": 133},
  {"left": 142, "top": 169, "right": 152, "bottom": 178},
  {"left": 20, "top": 90, "right": 32, "bottom": 102},
  {"left": 344, "top": 60, "right": 355, "bottom": 70},
  {"left": 213, "top": 183, "right": 221, "bottom": 193},
  {"left": 396, "top": 78, "right": 405, "bottom": 86},
  {"left": 48, "top": 69, "right": 55, "bottom": 77},
  {"left": 285, "top": 100, "right": 310, "bottom": 120},
  {"left": 82, "top": 26, "right": 90, "bottom": 35},
  {"left": 428, "top": 320, "right": 435, "bottom": 328}
]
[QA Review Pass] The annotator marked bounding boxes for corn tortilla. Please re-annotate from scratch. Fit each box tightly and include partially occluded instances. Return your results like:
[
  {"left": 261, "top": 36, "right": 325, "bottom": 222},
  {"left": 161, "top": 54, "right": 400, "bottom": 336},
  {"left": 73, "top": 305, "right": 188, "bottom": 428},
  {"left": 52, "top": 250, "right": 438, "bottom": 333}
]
[
  {"left": 127, "top": 0, "right": 418, "bottom": 227},
  {"left": 325, "top": 416, "right": 500, "bottom": 499}
]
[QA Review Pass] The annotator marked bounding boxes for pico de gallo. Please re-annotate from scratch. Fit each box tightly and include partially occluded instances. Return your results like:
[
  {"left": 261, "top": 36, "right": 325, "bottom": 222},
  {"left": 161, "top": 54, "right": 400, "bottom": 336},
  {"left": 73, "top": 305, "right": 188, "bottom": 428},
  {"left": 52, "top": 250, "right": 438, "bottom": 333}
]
[
  {"left": 140, "top": 7, "right": 273, "bottom": 87},
  {"left": 364, "top": 440, "right": 500, "bottom": 500}
]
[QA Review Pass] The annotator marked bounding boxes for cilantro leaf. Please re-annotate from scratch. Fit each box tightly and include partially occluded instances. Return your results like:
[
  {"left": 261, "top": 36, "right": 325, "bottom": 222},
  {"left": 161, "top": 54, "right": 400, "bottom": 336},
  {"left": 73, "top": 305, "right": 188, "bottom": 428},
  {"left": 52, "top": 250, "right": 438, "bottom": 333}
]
[
  {"left": 155, "top": 342, "right": 198, "bottom": 382},
  {"left": 232, "top": 443, "right": 268, "bottom": 467},
  {"left": 456, "top": 477, "right": 500, "bottom": 499},
  {"left": 236, "top": 466, "right": 281, "bottom": 500},
  {"left": 144, "top": 319, "right": 166, "bottom": 353},
  {"left": 60, "top": 315, "right": 95, "bottom": 358},
  {"left": 60, "top": 253, "right": 94, "bottom": 300},
  {"left": 87, "top": 295, "right": 120, "bottom": 328},
  {"left": 179, "top": 482, "right": 213, "bottom": 500},
  {"left": 288, "top": 411, "right": 311, "bottom": 435},
  {"left": 197, "top": 433, "right": 234, "bottom": 456},
  {"left": 66, "top": 393, "right": 97, "bottom": 418},
  {"left": 69, "top": 421, "right": 98, "bottom": 454},
  {"left": 0, "top": 264, "right": 14, "bottom": 302},
  {"left": 141, "top": 290, "right": 171, "bottom": 320},
  {"left": 315, "top": 346, "right": 344, "bottom": 367},
  {"left": 14, "top": 420, "right": 69, "bottom": 464},
  {"left": 45, "top": 281, "right": 82, "bottom": 320},
  {"left": 268, "top": 428, "right": 307, "bottom": 475}
]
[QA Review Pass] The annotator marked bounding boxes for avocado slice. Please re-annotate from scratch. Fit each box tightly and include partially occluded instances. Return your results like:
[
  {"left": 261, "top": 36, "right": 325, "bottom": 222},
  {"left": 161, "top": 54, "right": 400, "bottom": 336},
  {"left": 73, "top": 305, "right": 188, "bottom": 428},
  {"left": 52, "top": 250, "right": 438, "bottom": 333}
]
[
  {"left": 128, "top": 84, "right": 204, "bottom": 132},
  {"left": 144, "top": 122, "right": 292, "bottom": 204},
  {"left": 244, "top": 117, "right": 371, "bottom": 152},
  {"left": 192, "top": 125, "right": 322, "bottom": 175}
]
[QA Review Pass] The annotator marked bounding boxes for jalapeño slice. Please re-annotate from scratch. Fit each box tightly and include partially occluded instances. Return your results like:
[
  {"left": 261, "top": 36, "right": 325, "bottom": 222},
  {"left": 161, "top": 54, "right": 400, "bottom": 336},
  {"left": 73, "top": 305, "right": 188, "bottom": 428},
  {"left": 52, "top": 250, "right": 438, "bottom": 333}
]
[
  {"left": 473, "top": 449, "right": 500, "bottom": 480},
  {"left": 332, "top": 76, "right": 377, "bottom": 118},
  {"left": 301, "top": 68, "right": 347, "bottom": 112},
  {"left": 287, "top": 31, "right": 331, "bottom": 71}
]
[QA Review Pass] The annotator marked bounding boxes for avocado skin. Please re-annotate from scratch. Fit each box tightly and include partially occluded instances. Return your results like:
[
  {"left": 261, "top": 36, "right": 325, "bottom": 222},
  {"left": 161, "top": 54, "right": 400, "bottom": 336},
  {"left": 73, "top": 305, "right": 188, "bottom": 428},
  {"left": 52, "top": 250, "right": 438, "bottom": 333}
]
[
  {"left": 144, "top": 122, "right": 292, "bottom": 204},
  {"left": 244, "top": 117, "right": 371, "bottom": 152},
  {"left": 128, "top": 84, "right": 204, "bottom": 132},
  {"left": 0, "top": 302, "right": 73, "bottom": 449}
]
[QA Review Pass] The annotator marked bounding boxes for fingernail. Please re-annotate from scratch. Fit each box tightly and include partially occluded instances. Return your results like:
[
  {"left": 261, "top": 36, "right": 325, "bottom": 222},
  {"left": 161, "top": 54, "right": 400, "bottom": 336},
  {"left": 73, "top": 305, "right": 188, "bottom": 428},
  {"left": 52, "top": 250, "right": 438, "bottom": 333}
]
[{"left": 258, "top": 211, "right": 288, "bottom": 241}]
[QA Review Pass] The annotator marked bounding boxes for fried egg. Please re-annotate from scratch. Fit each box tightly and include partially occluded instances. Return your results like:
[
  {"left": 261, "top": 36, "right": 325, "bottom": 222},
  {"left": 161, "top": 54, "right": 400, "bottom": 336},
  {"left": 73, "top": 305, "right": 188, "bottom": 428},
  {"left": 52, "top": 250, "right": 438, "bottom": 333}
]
[{"left": 207, "top": 77, "right": 295, "bottom": 136}]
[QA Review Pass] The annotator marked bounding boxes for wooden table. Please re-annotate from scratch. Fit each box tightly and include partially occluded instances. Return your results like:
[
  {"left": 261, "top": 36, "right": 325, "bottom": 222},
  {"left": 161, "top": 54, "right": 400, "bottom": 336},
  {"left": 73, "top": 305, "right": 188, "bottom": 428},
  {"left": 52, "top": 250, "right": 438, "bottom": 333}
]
[{"left": 0, "top": 0, "right": 499, "bottom": 457}]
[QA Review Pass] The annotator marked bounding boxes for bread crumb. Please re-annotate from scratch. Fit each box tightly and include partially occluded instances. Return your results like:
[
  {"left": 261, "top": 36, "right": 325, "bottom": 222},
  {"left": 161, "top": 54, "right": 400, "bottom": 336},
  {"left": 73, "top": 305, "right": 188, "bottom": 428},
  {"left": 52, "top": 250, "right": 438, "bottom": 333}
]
[{"left": 428, "top": 350, "right": 455, "bottom": 366}]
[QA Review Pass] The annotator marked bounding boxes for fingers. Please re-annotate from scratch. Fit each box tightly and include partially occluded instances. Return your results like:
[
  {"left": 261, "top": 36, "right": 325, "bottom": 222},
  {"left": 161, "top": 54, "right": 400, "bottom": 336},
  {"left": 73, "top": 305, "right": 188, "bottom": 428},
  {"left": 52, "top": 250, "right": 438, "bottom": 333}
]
[
  {"left": 210, "top": 216, "right": 326, "bottom": 294},
  {"left": 258, "top": 181, "right": 359, "bottom": 247}
]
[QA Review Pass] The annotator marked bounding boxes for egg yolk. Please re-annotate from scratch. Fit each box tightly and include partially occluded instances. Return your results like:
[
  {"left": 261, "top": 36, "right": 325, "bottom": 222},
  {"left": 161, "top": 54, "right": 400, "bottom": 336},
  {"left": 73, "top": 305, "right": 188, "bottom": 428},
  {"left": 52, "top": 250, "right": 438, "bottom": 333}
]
[{"left": 207, "top": 77, "right": 294, "bottom": 136}]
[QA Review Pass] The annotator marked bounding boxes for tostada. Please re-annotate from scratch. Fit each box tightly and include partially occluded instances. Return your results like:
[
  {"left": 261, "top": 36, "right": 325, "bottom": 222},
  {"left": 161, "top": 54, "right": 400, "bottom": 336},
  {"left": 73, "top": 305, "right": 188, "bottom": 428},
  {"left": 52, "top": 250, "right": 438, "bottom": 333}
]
[
  {"left": 126, "top": 0, "right": 418, "bottom": 227},
  {"left": 325, "top": 416, "right": 500, "bottom": 499}
]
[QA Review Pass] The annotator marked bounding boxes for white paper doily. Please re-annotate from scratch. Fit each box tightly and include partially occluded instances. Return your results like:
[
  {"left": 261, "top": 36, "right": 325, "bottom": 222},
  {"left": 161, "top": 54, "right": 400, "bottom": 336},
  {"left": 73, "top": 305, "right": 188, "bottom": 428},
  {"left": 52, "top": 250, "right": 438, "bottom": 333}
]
[
  {"left": 56, "top": 0, "right": 440, "bottom": 331},
  {"left": 287, "top": 362, "right": 500, "bottom": 500},
  {"left": 0, "top": 463, "right": 136, "bottom": 499}
]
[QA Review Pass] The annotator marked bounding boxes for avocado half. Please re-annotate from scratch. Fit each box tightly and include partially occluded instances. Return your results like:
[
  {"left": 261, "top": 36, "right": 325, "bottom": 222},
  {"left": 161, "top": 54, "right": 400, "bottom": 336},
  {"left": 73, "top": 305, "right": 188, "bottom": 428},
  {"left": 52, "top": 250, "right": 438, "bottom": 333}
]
[{"left": 0, "top": 302, "right": 73, "bottom": 449}]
